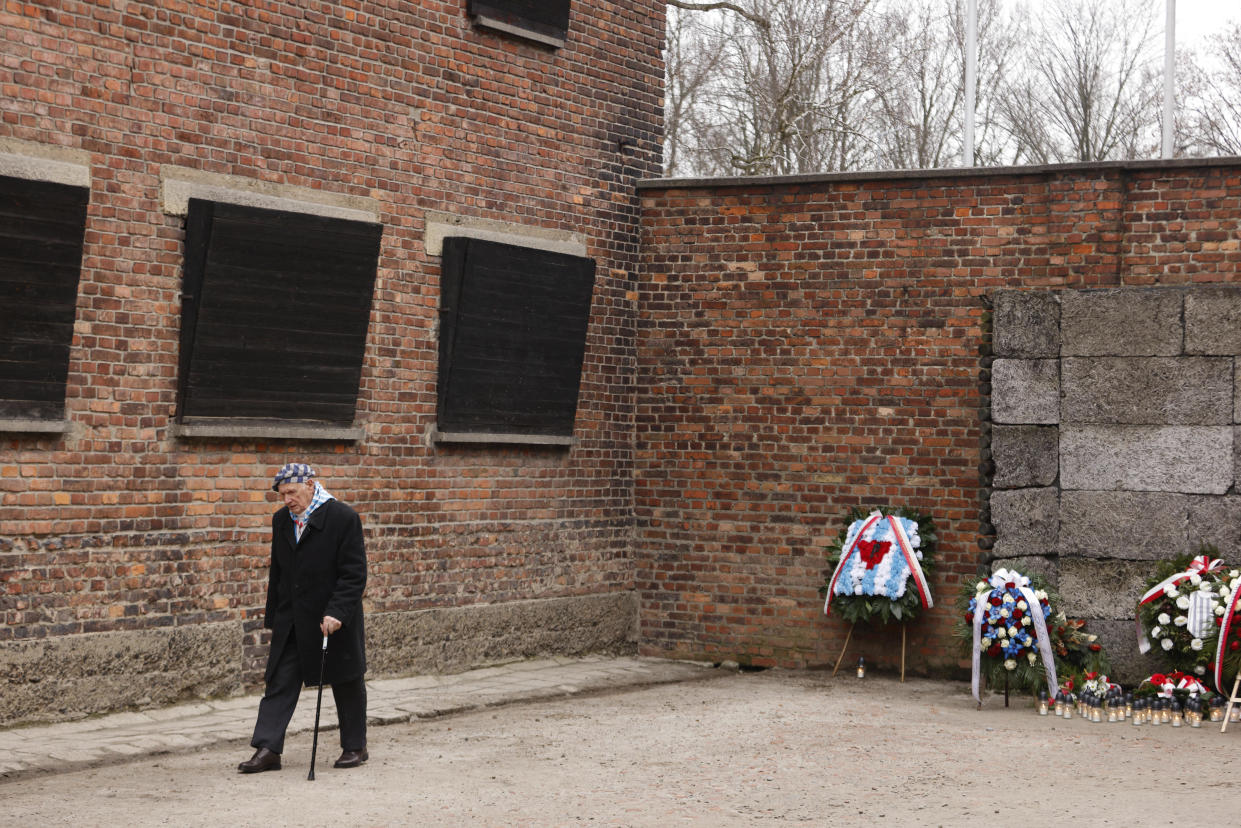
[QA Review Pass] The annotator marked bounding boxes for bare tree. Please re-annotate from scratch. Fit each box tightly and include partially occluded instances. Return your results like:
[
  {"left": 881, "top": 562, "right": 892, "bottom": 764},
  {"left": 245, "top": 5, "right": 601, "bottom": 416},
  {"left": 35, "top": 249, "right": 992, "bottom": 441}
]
[
  {"left": 1179, "top": 22, "right": 1241, "bottom": 156},
  {"left": 872, "top": 0, "right": 1018, "bottom": 169},
  {"left": 664, "top": 0, "right": 878, "bottom": 177},
  {"left": 997, "top": 0, "right": 1162, "bottom": 163},
  {"left": 664, "top": 6, "right": 728, "bottom": 175}
]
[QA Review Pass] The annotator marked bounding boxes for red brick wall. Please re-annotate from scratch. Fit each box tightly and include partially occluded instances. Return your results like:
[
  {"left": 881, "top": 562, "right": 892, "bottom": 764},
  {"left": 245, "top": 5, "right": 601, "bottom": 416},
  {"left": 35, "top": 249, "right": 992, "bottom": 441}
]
[
  {"left": 636, "top": 162, "right": 1241, "bottom": 674},
  {"left": 0, "top": 1, "right": 664, "bottom": 681}
]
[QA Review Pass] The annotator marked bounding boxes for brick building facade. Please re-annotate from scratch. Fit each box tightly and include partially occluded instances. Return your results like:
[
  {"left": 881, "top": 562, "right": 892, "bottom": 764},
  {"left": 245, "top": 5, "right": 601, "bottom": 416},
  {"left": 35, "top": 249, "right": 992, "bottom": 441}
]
[
  {"left": 3, "top": 3, "right": 1241, "bottom": 727},
  {"left": 1, "top": 0, "right": 664, "bottom": 725}
]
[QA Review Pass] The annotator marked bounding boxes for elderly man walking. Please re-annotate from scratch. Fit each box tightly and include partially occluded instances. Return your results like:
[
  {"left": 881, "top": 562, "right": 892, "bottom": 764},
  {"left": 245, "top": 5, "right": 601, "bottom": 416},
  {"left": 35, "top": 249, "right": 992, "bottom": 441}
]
[{"left": 238, "top": 463, "right": 369, "bottom": 773}]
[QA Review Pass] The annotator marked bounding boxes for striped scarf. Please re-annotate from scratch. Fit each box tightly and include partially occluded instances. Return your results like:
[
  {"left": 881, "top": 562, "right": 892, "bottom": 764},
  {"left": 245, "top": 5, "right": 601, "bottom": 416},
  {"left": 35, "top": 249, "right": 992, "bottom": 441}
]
[{"left": 291, "top": 483, "right": 334, "bottom": 542}]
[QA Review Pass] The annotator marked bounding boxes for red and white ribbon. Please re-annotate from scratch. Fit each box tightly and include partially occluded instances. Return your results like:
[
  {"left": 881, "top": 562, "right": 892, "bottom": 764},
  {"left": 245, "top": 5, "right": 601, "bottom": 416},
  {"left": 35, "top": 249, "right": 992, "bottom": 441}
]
[
  {"left": 971, "top": 569, "right": 1058, "bottom": 704},
  {"left": 1214, "top": 583, "right": 1241, "bottom": 695},
  {"left": 1136, "top": 556, "right": 1224, "bottom": 654},
  {"left": 887, "top": 515, "right": 933, "bottom": 610}
]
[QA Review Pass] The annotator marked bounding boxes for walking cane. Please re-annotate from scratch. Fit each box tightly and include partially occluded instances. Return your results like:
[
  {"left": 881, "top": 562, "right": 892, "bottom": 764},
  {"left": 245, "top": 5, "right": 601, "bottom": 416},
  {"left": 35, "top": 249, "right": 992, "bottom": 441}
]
[{"left": 308, "top": 633, "right": 328, "bottom": 781}]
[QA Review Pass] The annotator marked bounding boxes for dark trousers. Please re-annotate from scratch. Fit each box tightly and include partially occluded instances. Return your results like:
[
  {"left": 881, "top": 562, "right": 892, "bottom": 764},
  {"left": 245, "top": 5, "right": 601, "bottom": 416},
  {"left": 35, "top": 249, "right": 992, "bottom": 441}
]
[{"left": 250, "top": 629, "right": 367, "bottom": 755}]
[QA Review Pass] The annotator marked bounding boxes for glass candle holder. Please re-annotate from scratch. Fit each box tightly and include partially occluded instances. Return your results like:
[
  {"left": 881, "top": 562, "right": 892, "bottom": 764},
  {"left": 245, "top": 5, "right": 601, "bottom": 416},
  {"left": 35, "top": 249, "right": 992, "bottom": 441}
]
[
  {"left": 1038, "top": 690, "right": 1049, "bottom": 716},
  {"left": 1150, "top": 700, "right": 1162, "bottom": 726},
  {"left": 1170, "top": 701, "right": 1183, "bottom": 727}
]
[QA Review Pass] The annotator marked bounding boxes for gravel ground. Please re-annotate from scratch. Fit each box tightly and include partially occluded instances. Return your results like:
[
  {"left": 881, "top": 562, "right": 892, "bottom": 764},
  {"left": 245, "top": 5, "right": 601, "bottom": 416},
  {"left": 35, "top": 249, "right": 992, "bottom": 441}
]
[{"left": 3, "top": 670, "right": 1238, "bottom": 827}]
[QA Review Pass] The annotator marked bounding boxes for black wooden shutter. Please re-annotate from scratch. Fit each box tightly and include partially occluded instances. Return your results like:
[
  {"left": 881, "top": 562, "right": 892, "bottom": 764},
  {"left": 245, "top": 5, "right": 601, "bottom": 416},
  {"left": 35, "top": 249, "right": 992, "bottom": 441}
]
[
  {"left": 0, "top": 175, "right": 89, "bottom": 419},
  {"left": 177, "top": 200, "right": 382, "bottom": 425},
  {"left": 467, "top": 0, "right": 572, "bottom": 43},
  {"left": 438, "top": 237, "right": 595, "bottom": 437}
]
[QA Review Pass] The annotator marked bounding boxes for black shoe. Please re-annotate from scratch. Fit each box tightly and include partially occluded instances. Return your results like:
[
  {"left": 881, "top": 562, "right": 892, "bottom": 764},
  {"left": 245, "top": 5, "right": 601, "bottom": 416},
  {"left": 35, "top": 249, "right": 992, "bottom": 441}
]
[
  {"left": 333, "top": 748, "right": 368, "bottom": 768},
  {"left": 238, "top": 747, "right": 281, "bottom": 773}
]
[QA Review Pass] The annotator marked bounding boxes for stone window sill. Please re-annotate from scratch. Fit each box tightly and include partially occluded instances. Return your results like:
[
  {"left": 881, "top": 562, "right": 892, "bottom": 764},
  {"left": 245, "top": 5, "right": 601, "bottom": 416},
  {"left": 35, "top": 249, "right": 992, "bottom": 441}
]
[
  {"left": 0, "top": 418, "right": 71, "bottom": 434},
  {"left": 434, "top": 430, "right": 573, "bottom": 447},
  {"left": 171, "top": 419, "right": 364, "bottom": 442}
]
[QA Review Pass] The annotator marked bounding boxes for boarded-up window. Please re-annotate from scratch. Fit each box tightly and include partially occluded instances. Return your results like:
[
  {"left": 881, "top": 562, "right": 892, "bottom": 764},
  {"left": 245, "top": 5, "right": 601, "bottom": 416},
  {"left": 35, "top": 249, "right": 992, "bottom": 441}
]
[
  {"left": 438, "top": 237, "right": 595, "bottom": 439},
  {"left": 467, "top": 0, "right": 571, "bottom": 47},
  {"left": 177, "top": 200, "right": 381, "bottom": 426},
  {"left": 0, "top": 175, "right": 89, "bottom": 420}
]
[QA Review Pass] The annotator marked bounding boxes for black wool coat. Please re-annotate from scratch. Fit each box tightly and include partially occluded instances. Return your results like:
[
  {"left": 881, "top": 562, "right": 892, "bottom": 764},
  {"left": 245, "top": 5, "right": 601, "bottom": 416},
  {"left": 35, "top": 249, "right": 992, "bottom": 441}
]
[{"left": 263, "top": 498, "right": 367, "bottom": 687}]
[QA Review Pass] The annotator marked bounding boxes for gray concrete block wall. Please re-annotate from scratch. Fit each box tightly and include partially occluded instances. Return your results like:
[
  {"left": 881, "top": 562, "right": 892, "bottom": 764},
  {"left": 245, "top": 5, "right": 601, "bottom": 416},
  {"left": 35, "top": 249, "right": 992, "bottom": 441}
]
[{"left": 989, "top": 287, "right": 1240, "bottom": 683}]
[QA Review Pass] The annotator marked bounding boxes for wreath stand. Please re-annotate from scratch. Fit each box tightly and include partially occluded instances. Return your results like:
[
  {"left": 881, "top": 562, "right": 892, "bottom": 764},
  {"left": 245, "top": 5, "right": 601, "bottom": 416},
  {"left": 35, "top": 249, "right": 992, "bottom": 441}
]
[
  {"left": 1221, "top": 672, "right": 1241, "bottom": 733},
  {"left": 830, "top": 622, "right": 909, "bottom": 682},
  {"left": 975, "top": 673, "right": 1012, "bottom": 710}
]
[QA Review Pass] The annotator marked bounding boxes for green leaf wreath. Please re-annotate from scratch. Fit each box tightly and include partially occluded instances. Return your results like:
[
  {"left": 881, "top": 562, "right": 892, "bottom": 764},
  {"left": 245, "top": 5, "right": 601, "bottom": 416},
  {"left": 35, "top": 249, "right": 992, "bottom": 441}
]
[{"left": 819, "top": 506, "right": 936, "bottom": 626}]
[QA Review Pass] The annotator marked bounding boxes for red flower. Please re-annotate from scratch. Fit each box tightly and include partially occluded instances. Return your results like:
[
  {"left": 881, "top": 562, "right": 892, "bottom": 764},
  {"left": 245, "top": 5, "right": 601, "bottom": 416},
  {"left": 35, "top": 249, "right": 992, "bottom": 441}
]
[
  {"left": 1012, "top": 609, "right": 1024, "bottom": 620},
  {"left": 990, "top": 596, "right": 1002, "bottom": 606},
  {"left": 965, "top": 612, "right": 974, "bottom": 623},
  {"left": 1151, "top": 673, "right": 1167, "bottom": 685},
  {"left": 987, "top": 644, "right": 1001, "bottom": 657},
  {"left": 1005, "top": 582, "right": 1015, "bottom": 589},
  {"left": 1231, "top": 641, "right": 1239, "bottom": 651},
  {"left": 1089, "top": 643, "right": 1102, "bottom": 652}
]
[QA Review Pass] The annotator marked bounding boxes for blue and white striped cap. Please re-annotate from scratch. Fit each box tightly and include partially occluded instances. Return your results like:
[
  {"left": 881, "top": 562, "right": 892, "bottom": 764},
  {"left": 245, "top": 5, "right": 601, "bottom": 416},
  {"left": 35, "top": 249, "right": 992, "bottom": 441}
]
[{"left": 272, "top": 462, "right": 317, "bottom": 491}]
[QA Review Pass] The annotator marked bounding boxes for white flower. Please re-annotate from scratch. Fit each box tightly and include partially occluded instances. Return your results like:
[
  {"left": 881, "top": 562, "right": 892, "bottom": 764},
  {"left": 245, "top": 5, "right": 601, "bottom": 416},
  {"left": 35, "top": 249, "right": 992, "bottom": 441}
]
[
  {"left": 976, "top": 581, "right": 988, "bottom": 592},
  {"left": 1151, "top": 626, "right": 1163, "bottom": 638},
  {"left": 1191, "top": 639, "right": 1204, "bottom": 651},
  {"left": 1007, "top": 626, "right": 1019, "bottom": 638},
  {"left": 1166, "top": 585, "right": 1179, "bottom": 598},
  {"left": 1035, "top": 590, "right": 1048, "bottom": 601},
  {"left": 1022, "top": 617, "right": 1032, "bottom": 626},
  {"left": 1158, "top": 613, "right": 1171, "bottom": 625},
  {"left": 1004, "top": 659, "right": 1017, "bottom": 671},
  {"left": 1231, "top": 570, "right": 1240, "bottom": 580},
  {"left": 1190, "top": 573, "right": 1203, "bottom": 586},
  {"left": 1217, "top": 605, "right": 1227, "bottom": 616},
  {"left": 1000, "top": 608, "right": 1010, "bottom": 618},
  {"left": 1162, "top": 638, "right": 1175, "bottom": 651},
  {"left": 1199, "top": 580, "right": 1214, "bottom": 592},
  {"left": 1176, "top": 595, "right": 1191, "bottom": 610},
  {"left": 1017, "top": 600, "right": 1028, "bottom": 611},
  {"left": 997, "top": 627, "right": 1007, "bottom": 639},
  {"left": 1195, "top": 665, "right": 1206, "bottom": 675},
  {"left": 1003, "top": 593, "right": 1015, "bottom": 605},
  {"left": 981, "top": 638, "right": 992, "bottom": 647},
  {"left": 1174, "top": 615, "right": 1188, "bottom": 627},
  {"left": 1027, "top": 652, "right": 1037, "bottom": 665}
]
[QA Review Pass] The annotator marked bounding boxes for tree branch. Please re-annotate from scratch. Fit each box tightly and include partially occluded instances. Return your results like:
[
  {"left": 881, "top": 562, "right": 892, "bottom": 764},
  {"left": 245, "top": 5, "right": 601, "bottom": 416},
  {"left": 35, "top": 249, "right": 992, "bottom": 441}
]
[{"left": 667, "top": 1, "right": 769, "bottom": 30}]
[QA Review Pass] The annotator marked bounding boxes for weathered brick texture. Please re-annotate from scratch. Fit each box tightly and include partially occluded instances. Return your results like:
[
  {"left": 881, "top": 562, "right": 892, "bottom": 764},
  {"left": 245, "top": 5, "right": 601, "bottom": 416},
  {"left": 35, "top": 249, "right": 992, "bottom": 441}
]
[
  {"left": 1, "top": 0, "right": 664, "bottom": 719},
  {"left": 637, "top": 163, "right": 1241, "bottom": 674}
]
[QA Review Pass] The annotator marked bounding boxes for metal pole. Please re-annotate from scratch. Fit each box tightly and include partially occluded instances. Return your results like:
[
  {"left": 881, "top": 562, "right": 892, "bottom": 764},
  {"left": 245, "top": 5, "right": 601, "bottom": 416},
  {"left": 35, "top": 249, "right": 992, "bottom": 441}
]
[
  {"left": 964, "top": 0, "right": 977, "bottom": 166},
  {"left": 1162, "top": 0, "right": 1176, "bottom": 158}
]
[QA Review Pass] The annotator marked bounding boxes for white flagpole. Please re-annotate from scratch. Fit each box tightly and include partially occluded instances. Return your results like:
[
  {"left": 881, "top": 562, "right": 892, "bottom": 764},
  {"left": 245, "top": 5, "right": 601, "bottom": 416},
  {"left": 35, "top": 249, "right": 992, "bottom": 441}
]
[
  {"left": 1162, "top": 0, "right": 1176, "bottom": 158},
  {"left": 964, "top": 0, "right": 977, "bottom": 166}
]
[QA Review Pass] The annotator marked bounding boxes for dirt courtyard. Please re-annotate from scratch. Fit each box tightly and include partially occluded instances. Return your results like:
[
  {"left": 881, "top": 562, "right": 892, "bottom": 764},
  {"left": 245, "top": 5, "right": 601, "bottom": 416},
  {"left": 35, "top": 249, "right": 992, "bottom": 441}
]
[{"left": 3, "top": 669, "right": 1238, "bottom": 826}]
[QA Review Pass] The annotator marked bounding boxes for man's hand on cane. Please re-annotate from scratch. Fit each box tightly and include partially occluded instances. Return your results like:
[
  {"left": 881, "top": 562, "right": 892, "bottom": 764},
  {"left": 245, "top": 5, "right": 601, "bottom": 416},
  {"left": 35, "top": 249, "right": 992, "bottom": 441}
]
[{"left": 320, "top": 615, "right": 342, "bottom": 636}]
